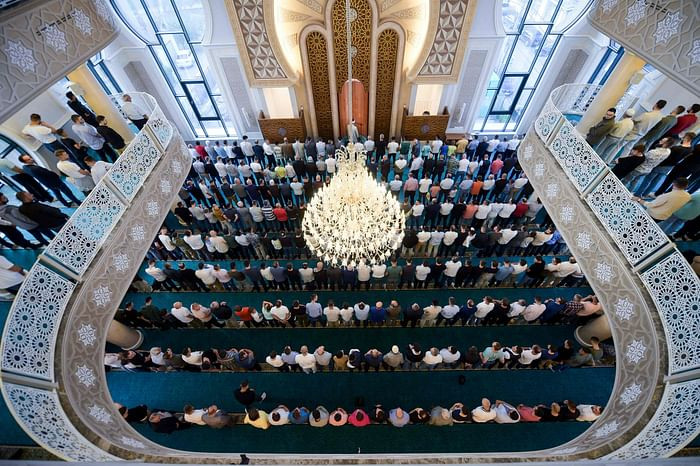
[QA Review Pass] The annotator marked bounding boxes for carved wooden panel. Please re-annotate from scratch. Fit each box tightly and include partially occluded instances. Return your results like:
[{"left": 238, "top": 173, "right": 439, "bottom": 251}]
[
  {"left": 374, "top": 28, "right": 398, "bottom": 139},
  {"left": 258, "top": 112, "right": 307, "bottom": 144},
  {"left": 331, "top": 0, "right": 372, "bottom": 92},
  {"left": 306, "top": 31, "right": 334, "bottom": 139},
  {"left": 401, "top": 111, "right": 450, "bottom": 140}
]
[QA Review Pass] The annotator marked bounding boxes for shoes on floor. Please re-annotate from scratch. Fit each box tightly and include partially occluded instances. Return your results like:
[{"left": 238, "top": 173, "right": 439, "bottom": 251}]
[{"left": 260, "top": 392, "right": 267, "bottom": 401}]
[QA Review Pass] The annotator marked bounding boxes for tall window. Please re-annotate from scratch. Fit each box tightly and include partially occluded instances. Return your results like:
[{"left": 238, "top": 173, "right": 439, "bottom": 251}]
[
  {"left": 472, "top": 0, "right": 591, "bottom": 133},
  {"left": 87, "top": 52, "right": 122, "bottom": 95},
  {"left": 111, "top": 0, "right": 236, "bottom": 138},
  {"left": 588, "top": 40, "right": 623, "bottom": 86}
]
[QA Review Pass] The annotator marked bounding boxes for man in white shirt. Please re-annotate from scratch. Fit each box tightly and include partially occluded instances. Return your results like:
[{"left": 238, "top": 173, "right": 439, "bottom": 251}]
[
  {"left": 522, "top": 297, "right": 546, "bottom": 322},
  {"left": 295, "top": 345, "right": 317, "bottom": 373},
  {"left": 171, "top": 301, "right": 193, "bottom": 324},
  {"left": 430, "top": 137, "right": 443, "bottom": 156},
  {"left": 157, "top": 227, "right": 180, "bottom": 258},
  {"left": 471, "top": 296, "right": 494, "bottom": 325},
  {"left": 121, "top": 94, "right": 149, "bottom": 129},
  {"left": 472, "top": 398, "right": 497, "bottom": 423},
  {"left": 414, "top": 261, "right": 432, "bottom": 289},
  {"left": 486, "top": 137, "right": 499, "bottom": 155},
  {"left": 207, "top": 231, "right": 229, "bottom": 258},
  {"left": 437, "top": 297, "right": 460, "bottom": 326},
  {"left": 443, "top": 256, "right": 461, "bottom": 287},
  {"left": 439, "top": 346, "right": 461, "bottom": 368},
  {"left": 84, "top": 156, "right": 112, "bottom": 184},
  {"left": 55, "top": 150, "right": 94, "bottom": 192},
  {"left": 71, "top": 115, "right": 116, "bottom": 162},
  {"left": 415, "top": 228, "right": 431, "bottom": 255},
  {"left": 22, "top": 113, "right": 64, "bottom": 152},
  {"left": 357, "top": 261, "right": 372, "bottom": 289},
  {"left": 387, "top": 137, "right": 399, "bottom": 158},
  {"left": 474, "top": 201, "right": 491, "bottom": 228},
  {"left": 440, "top": 227, "right": 458, "bottom": 257},
  {"left": 183, "top": 230, "right": 208, "bottom": 260},
  {"left": 240, "top": 135, "right": 254, "bottom": 159},
  {"left": 184, "top": 405, "right": 207, "bottom": 425},
  {"left": 0, "top": 255, "right": 26, "bottom": 295},
  {"left": 145, "top": 260, "right": 177, "bottom": 290},
  {"left": 494, "top": 401, "right": 520, "bottom": 423},
  {"left": 507, "top": 299, "right": 527, "bottom": 318},
  {"left": 422, "top": 347, "right": 443, "bottom": 369},
  {"left": 517, "top": 345, "right": 542, "bottom": 367},
  {"left": 323, "top": 303, "right": 341, "bottom": 326},
  {"left": 364, "top": 136, "right": 375, "bottom": 154},
  {"left": 410, "top": 201, "right": 424, "bottom": 228},
  {"left": 496, "top": 201, "right": 516, "bottom": 227},
  {"left": 427, "top": 228, "right": 445, "bottom": 257},
  {"left": 576, "top": 404, "right": 603, "bottom": 422},
  {"left": 617, "top": 99, "right": 667, "bottom": 157},
  {"left": 389, "top": 175, "right": 403, "bottom": 194},
  {"left": 195, "top": 262, "right": 218, "bottom": 288}
]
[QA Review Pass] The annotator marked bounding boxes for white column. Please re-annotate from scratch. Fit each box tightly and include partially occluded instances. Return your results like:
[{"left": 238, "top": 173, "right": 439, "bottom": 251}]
[
  {"left": 575, "top": 314, "right": 612, "bottom": 347},
  {"left": 107, "top": 320, "right": 143, "bottom": 350},
  {"left": 576, "top": 53, "right": 646, "bottom": 135}
]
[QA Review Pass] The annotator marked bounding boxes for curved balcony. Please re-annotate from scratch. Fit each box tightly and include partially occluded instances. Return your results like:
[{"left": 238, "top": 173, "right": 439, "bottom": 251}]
[
  {"left": 1, "top": 85, "right": 698, "bottom": 461},
  {"left": 523, "top": 82, "right": 700, "bottom": 459}
]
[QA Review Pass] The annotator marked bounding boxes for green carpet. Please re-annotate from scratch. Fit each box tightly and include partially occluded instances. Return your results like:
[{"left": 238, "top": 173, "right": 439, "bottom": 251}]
[
  {"left": 107, "top": 368, "right": 614, "bottom": 454},
  {"left": 123, "top": 286, "right": 593, "bottom": 311}
]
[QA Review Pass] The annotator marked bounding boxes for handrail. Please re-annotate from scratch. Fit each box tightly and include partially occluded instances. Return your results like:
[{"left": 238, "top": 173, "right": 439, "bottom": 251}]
[
  {"left": 0, "top": 91, "right": 177, "bottom": 461},
  {"left": 527, "top": 82, "right": 700, "bottom": 459}
]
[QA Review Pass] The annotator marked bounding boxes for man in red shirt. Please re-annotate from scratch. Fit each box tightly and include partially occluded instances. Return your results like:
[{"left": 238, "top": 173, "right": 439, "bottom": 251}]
[
  {"left": 511, "top": 198, "right": 529, "bottom": 224},
  {"left": 272, "top": 202, "right": 288, "bottom": 229},
  {"left": 664, "top": 103, "right": 699, "bottom": 137}
]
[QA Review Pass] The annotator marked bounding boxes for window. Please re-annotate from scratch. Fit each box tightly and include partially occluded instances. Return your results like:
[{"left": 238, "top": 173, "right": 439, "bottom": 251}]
[
  {"left": 111, "top": 0, "right": 236, "bottom": 138},
  {"left": 588, "top": 40, "right": 624, "bottom": 86},
  {"left": 87, "top": 53, "right": 122, "bottom": 95},
  {"left": 473, "top": 0, "right": 591, "bottom": 133}
]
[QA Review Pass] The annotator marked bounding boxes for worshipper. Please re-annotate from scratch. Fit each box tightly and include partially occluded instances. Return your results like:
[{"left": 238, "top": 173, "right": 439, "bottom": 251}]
[
  {"left": 201, "top": 405, "right": 233, "bottom": 429},
  {"left": 329, "top": 408, "right": 348, "bottom": 426},
  {"left": 309, "top": 406, "right": 330, "bottom": 427},
  {"left": 55, "top": 149, "right": 94, "bottom": 193},
  {"left": 268, "top": 405, "right": 290, "bottom": 426},
  {"left": 429, "top": 406, "right": 453, "bottom": 426},
  {"left": 472, "top": 398, "right": 497, "bottom": 423},
  {"left": 121, "top": 94, "right": 149, "bottom": 129},
  {"left": 18, "top": 154, "right": 82, "bottom": 206},
  {"left": 16, "top": 191, "right": 68, "bottom": 231},
  {"left": 71, "top": 115, "right": 117, "bottom": 162},
  {"left": 243, "top": 408, "right": 269, "bottom": 429},
  {"left": 83, "top": 156, "right": 113, "bottom": 184}
]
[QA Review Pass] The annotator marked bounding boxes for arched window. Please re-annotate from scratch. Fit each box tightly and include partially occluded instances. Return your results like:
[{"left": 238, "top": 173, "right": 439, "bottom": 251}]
[
  {"left": 472, "top": 0, "right": 591, "bottom": 133},
  {"left": 111, "top": 0, "right": 236, "bottom": 138},
  {"left": 588, "top": 40, "right": 624, "bottom": 86}
]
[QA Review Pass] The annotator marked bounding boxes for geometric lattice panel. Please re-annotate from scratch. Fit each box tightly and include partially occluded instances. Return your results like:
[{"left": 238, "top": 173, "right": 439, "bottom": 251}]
[
  {"left": 534, "top": 98, "right": 561, "bottom": 141},
  {"left": 418, "top": 0, "right": 468, "bottom": 76},
  {"left": 374, "top": 28, "right": 398, "bottom": 139},
  {"left": 231, "top": 0, "right": 286, "bottom": 80},
  {"left": 548, "top": 120, "right": 607, "bottom": 192},
  {"left": 306, "top": 31, "right": 334, "bottom": 139},
  {"left": 0, "top": 264, "right": 75, "bottom": 380},
  {"left": 107, "top": 130, "right": 161, "bottom": 201},
  {"left": 43, "top": 184, "right": 126, "bottom": 276},
  {"left": 604, "top": 379, "right": 700, "bottom": 459},
  {"left": 2, "top": 383, "right": 118, "bottom": 461},
  {"left": 641, "top": 252, "right": 700, "bottom": 374},
  {"left": 146, "top": 104, "right": 172, "bottom": 149},
  {"left": 587, "top": 174, "right": 669, "bottom": 265}
]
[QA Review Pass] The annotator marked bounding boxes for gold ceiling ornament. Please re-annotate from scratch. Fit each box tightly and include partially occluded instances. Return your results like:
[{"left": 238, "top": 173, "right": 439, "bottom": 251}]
[{"left": 302, "top": 144, "right": 405, "bottom": 267}]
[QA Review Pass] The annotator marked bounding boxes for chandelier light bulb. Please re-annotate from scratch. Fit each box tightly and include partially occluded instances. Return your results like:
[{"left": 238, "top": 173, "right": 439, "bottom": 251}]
[{"left": 302, "top": 144, "right": 405, "bottom": 266}]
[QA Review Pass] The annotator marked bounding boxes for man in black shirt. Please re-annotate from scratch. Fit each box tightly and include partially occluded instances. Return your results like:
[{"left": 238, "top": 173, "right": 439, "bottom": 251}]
[
  {"left": 612, "top": 144, "right": 645, "bottom": 179},
  {"left": 66, "top": 91, "right": 98, "bottom": 126},
  {"left": 96, "top": 116, "right": 125, "bottom": 150},
  {"left": 398, "top": 259, "right": 415, "bottom": 289},
  {"left": 174, "top": 201, "right": 193, "bottom": 224},
  {"left": 177, "top": 262, "right": 207, "bottom": 291},
  {"left": 234, "top": 380, "right": 266, "bottom": 408},
  {"left": 149, "top": 412, "right": 181, "bottom": 434},
  {"left": 18, "top": 154, "right": 82, "bottom": 207},
  {"left": 118, "top": 404, "right": 149, "bottom": 423},
  {"left": 16, "top": 191, "right": 68, "bottom": 230}
]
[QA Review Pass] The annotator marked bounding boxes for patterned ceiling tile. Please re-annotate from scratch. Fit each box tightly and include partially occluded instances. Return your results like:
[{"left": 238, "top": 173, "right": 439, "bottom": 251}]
[
  {"left": 380, "top": 0, "right": 402, "bottom": 12},
  {"left": 281, "top": 8, "right": 311, "bottom": 23},
  {"left": 418, "top": 0, "right": 468, "bottom": 76},
  {"left": 391, "top": 5, "right": 425, "bottom": 19},
  {"left": 231, "top": 0, "right": 286, "bottom": 80},
  {"left": 296, "top": 0, "right": 322, "bottom": 14}
]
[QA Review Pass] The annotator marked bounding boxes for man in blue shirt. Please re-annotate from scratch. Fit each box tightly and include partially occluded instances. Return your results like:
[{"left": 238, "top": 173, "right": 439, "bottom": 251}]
[
  {"left": 306, "top": 294, "right": 324, "bottom": 327},
  {"left": 369, "top": 301, "right": 387, "bottom": 326},
  {"left": 289, "top": 406, "right": 310, "bottom": 424},
  {"left": 363, "top": 349, "right": 383, "bottom": 372},
  {"left": 493, "top": 260, "right": 515, "bottom": 286},
  {"left": 389, "top": 407, "right": 410, "bottom": 427},
  {"left": 540, "top": 297, "right": 566, "bottom": 323}
]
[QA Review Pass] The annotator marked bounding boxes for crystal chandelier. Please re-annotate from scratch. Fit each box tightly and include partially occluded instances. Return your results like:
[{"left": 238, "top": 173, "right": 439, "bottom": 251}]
[{"left": 302, "top": 144, "right": 405, "bottom": 266}]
